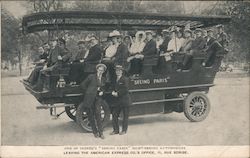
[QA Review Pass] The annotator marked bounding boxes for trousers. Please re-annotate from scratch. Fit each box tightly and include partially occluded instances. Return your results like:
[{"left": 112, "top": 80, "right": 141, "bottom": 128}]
[
  {"left": 111, "top": 106, "right": 129, "bottom": 133},
  {"left": 87, "top": 97, "right": 103, "bottom": 135}
]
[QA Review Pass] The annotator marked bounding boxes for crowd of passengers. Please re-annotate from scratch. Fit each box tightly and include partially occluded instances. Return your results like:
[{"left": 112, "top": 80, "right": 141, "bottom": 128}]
[{"left": 24, "top": 24, "right": 228, "bottom": 91}]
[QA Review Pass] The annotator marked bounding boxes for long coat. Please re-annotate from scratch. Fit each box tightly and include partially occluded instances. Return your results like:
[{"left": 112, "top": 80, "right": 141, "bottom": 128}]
[
  {"left": 47, "top": 46, "right": 72, "bottom": 67},
  {"left": 110, "top": 75, "right": 131, "bottom": 107},
  {"left": 142, "top": 39, "right": 157, "bottom": 56},
  {"left": 80, "top": 74, "right": 106, "bottom": 108},
  {"left": 191, "top": 36, "right": 206, "bottom": 50},
  {"left": 114, "top": 43, "right": 129, "bottom": 69},
  {"left": 84, "top": 44, "right": 102, "bottom": 72}
]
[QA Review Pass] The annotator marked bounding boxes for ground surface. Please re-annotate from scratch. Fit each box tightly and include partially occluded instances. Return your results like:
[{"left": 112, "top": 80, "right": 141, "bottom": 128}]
[{"left": 1, "top": 75, "right": 249, "bottom": 146}]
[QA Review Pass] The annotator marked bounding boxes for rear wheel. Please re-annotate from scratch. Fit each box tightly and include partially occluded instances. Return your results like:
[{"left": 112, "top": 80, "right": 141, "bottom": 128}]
[
  {"left": 65, "top": 105, "right": 77, "bottom": 121},
  {"left": 76, "top": 100, "right": 110, "bottom": 132},
  {"left": 184, "top": 92, "right": 210, "bottom": 122}
]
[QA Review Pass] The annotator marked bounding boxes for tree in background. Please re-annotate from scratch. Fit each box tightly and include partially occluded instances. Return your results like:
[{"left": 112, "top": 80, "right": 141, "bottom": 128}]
[
  {"left": 192, "top": 1, "right": 250, "bottom": 64},
  {"left": 1, "top": 8, "right": 19, "bottom": 68}
]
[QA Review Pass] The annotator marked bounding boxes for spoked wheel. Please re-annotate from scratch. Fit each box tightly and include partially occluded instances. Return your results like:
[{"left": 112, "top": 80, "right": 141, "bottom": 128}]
[
  {"left": 76, "top": 100, "right": 110, "bottom": 132},
  {"left": 184, "top": 91, "right": 211, "bottom": 122},
  {"left": 65, "top": 105, "right": 77, "bottom": 121}
]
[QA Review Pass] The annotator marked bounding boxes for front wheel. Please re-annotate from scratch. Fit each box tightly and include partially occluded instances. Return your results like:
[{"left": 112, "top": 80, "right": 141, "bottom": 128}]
[
  {"left": 76, "top": 99, "right": 110, "bottom": 132},
  {"left": 184, "top": 92, "right": 210, "bottom": 122}
]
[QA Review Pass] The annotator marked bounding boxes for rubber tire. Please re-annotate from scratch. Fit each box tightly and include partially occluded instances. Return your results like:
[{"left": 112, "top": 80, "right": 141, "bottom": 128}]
[
  {"left": 76, "top": 100, "right": 110, "bottom": 132},
  {"left": 184, "top": 91, "right": 211, "bottom": 122},
  {"left": 65, "top": 105, "right": 77, "bottom": 121}
]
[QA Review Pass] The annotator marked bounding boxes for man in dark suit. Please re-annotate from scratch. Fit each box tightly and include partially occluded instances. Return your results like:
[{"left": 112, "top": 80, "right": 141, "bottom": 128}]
[
  {"left": 182, "top": 28, "right": 206, "bottom": 69},
  {"left": 202, "top": 29, "right": 223, "bottom": 67},
  {"left": 142, "top": 30, "right": 157, "bottom": 57},
  {"left": 216, "top": 24, "right": 228, "bottom": 47},
  {"left": 46, "top": 38, "right": 72, "bottom": 68},
  {"left": 110, "top": 65, "right": 131, "bottom": 135},
  {"left": 79, "top": 64, "right": 107, "bottom": 139},
  {"left": 111, "top": 30, "right": 129, "bottom": 70},
  {"left": 83, "top": 35, "right": 103, "bottom": 74},
  {"left": 33, "top": 38, "right": 72, "bottom": 91}
]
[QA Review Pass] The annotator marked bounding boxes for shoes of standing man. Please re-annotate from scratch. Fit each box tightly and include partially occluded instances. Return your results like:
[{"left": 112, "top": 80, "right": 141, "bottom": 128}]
[
  {"left": 100, "top": 134, "right": 105, "bottom": 139},
  {"left": 119, "top": 131, "right": 126, "bottom": 135},
  {"left": 94, "top": 133, "right": 99, "bottom": 138},
  {"left": 110, "top": 131, "right": 119, "bottom": 135}
]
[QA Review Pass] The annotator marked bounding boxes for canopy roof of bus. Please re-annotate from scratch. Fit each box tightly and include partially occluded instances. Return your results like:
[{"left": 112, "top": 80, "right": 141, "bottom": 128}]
[{"left": 22, "top": 11, "right": 231, "bottom": 34}]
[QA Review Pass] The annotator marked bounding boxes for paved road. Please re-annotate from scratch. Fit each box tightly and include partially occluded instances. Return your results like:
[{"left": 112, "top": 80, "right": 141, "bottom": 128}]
[{"left": 1, "top": 76, "right": 249, "bottom": 145}]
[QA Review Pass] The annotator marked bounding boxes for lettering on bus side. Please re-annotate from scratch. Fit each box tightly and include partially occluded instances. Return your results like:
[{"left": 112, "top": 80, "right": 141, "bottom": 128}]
[{"left": 133, "top": 77, "right": 170, "bottom": 85}]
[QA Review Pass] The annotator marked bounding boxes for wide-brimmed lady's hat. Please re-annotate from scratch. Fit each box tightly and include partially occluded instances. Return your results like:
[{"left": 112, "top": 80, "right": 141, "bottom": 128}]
[{"left": 109, "top": 30, "right": 122, "bottom": 37}]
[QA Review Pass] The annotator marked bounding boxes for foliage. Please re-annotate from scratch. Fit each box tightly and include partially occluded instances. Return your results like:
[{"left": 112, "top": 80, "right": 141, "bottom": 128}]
[
  {"left": 1, "top": 8, "right": 19, "bottom": 63},
  {"left": 200, "top": 1, "right": 250, "bottom": 62}
]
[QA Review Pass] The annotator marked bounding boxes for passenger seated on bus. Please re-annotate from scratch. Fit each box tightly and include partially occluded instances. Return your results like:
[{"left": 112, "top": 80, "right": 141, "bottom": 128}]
[
  {"left": 159, "top": 29, "right": 171, "bottom": 53},
  {"left": 202, "top": 30, "right": 208, "bottom": 39},
  {"left": 155, "top": 33, "right": 164, "bottom": 52},
  {"left": 202, "top": 29, "right": 221, "bottom": 67},
  {"left": 83, "top": 35, "right": 103, "bottom": 74},
  {"left": 177, "top": 29, "right": 193, "bottom": 70},
  {"left": 216, "top": 24, "right": 228, "bottom": 47},
  {"left": 176, "top": 29, "right": 185, "bottom": 47},
  {"left": 112, "top": 30, "right": 129, "bottom": 71},
  {"left": 102, "top": 34, "right": 118, "bottom": 83},
  {"left": 46, "top": 38, "right": 72, "bottom": 69},
  {"left": 68, "top": 40, "right": 90, "bottom": 84},
  {"left": 24, "top": 45, "right": 49, "bottom": 85},
  {"left": 182, "top": 28, "right": 206, "bottom": 70},
  {"left": 33, "top": 38, "right": 72, "bottom": 91},
  {"left": 123, "top": 35, "right": 132, "bottom": 49},
  {"left": 140, "top": 30, "right": 158, "bottom": 74},
  {"left": 127, "top": 31, "right": 146, "bottom": 76}
]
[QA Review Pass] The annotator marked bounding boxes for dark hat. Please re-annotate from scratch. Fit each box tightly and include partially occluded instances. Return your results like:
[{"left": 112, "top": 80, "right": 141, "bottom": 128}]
[
  {"left": 57, "top": 38, "right": 66, "bottom": 45},
  {"left": 194, "top": 28, "right": 203, "bottom": 33},
  {"left": 77, "top": 40, "right": 86, "bottom": 45},
  {"left": 96, "top": 63, "right": 107, "bottom": 71},
  {"left": 114, "top": 65, "right": 124, "bottom": 70}
]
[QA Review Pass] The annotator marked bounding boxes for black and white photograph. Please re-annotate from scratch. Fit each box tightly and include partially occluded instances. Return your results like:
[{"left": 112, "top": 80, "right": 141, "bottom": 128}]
[{"left": 1, "top": 0, "right": 249, "bottom": 157}]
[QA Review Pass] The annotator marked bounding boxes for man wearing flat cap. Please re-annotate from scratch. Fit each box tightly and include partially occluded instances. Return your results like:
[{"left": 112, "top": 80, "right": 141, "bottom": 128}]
[
  {"left": 216, "top": 24, "right": 228, "bottom": 47},
  {"left": 78, "top": 63, "right": 108, "bottom": 139},
  {"left": 110, "top": 65, "right": 131, "bottom": 135}
]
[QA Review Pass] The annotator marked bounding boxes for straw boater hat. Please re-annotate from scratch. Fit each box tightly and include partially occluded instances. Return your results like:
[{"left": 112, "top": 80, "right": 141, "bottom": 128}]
[
  {"left": 115, "top": 65, "right": 124, "bottom": 70},
  {"left": 216, "top": 24, "right": 224, "bottom": 28},
  {"left": 109, "top": 30, "right": 122, "bottom": 37},
  {"left": 145, "top": 30, "right": 154, "bottom": 35},
  {"left": 194, "top": 28, "right": 203, "bottom": 33},
  {"left": 96, "top": 63, "right": 107, "bottom": 71},
  {"left": 207, "top": 29, "right": 213, "bottom": 33}
]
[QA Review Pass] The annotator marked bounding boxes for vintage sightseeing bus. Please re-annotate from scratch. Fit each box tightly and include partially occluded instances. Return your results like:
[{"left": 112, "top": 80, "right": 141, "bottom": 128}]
[{"left": 21, "top": 11, "right": 231, "bottom": 132}]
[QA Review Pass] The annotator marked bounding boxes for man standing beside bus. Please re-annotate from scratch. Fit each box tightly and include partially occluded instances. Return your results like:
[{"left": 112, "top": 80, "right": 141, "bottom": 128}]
[
  {"left": 78, "top": 64, "right": 107, "bottom": 139},
  {"left": 110, "top": 65, "right": 131, "bottom": 135}
]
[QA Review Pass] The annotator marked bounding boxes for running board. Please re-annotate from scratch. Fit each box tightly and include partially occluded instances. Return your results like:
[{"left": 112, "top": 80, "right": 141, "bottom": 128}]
[
  {"left": 132, "top": 97, "right": 184, "bottom": 105},
  {"left": 36, "top": 104, "right": 74, "bottom": 109}
]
